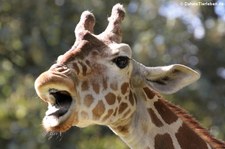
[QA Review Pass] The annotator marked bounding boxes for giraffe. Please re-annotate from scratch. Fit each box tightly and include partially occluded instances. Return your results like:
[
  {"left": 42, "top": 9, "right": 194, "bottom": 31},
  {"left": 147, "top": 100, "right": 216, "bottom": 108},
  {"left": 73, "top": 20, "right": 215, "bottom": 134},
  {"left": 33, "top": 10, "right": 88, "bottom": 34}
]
[{"left": 34, "top": 4, "right": 225, "bottom": 149}]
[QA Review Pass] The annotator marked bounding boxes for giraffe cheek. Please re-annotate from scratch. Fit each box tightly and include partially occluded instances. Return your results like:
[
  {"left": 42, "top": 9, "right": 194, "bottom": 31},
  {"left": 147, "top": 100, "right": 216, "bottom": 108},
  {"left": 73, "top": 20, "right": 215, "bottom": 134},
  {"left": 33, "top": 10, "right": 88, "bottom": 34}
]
[
  {"left": 84, "top": 94, "right": 94, "bottom": 107},
  {"left": 121, "top": 82, "right": 129, "bottom": 95},
  {"left": 92, "top": 101, "right": 105, "bottom": 120},
  {"left": 105, "top": 93, "right": 116, "bottom": 105}
]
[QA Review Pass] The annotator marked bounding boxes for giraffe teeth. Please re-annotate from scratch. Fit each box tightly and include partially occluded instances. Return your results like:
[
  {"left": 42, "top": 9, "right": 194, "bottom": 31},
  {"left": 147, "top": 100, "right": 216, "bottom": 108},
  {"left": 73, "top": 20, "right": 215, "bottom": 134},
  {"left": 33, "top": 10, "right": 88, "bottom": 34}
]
[
  {"left": 46, "top": 104, "right": 69, "bottom": 117},
  {"left": 45, "top": 105, "right": 59, "bottom": 116}
]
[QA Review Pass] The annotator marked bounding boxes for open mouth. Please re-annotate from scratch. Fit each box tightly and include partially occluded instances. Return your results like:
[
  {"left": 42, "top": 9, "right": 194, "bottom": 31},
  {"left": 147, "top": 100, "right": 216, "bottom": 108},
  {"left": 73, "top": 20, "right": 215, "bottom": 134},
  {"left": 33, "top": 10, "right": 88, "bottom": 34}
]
[
  {"left": 34, "top": 71, "right": 77, "bottom": 131},
  {"left": 45, "top": 89, "right": 73, "bottom": 118}
]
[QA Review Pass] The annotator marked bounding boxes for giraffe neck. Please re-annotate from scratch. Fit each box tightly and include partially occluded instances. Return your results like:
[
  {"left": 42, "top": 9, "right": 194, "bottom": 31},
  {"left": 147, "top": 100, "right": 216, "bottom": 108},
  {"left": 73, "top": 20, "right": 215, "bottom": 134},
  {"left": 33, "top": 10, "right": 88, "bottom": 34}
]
[{"left": 109, "top": 86, "right": 225, "bottom": 149}]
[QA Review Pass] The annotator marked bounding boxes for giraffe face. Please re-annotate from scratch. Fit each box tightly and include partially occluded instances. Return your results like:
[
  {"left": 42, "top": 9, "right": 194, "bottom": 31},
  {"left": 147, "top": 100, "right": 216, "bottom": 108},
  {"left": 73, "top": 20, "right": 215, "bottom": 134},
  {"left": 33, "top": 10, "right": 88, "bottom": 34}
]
[
  {"left": 34, "top": 4, "right": 131, "bottom": 132},
  {"left": 34, "top": 4, "right": 200, "bottom": 134},
  {"left": 34, "top": 32, "right": 136, "bottom": 132}
]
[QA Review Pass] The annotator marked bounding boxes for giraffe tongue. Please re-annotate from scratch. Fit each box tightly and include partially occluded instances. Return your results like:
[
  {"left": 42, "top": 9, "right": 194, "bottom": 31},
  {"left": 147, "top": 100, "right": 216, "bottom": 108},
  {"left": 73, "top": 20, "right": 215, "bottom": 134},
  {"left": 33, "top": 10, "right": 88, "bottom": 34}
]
[{"left": 46, "top": 105, "right": 68, "bottom": 117}]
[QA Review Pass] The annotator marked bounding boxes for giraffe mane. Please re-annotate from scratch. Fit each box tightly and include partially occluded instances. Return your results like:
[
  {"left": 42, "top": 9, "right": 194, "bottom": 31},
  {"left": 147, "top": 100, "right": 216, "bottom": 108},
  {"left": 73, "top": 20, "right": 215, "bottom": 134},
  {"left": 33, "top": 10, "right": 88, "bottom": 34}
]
[{"left": 162, "top": 98, "right": 225, "bottom": 148}]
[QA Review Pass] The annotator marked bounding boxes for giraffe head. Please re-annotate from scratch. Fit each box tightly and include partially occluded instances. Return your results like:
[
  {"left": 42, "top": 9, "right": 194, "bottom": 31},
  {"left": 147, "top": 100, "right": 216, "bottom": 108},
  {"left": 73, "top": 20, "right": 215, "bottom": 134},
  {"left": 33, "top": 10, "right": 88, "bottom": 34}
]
[{"left": 34, "top": 4, "right": 200, "bottom": 133}]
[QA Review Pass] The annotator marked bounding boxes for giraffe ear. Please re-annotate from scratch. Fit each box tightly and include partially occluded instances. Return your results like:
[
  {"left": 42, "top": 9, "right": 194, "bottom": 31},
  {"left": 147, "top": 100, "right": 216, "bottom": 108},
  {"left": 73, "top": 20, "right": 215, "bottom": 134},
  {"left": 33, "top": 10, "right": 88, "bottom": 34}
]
[{"left": 143, "top": 64, "right": 200, "bottom": 94}]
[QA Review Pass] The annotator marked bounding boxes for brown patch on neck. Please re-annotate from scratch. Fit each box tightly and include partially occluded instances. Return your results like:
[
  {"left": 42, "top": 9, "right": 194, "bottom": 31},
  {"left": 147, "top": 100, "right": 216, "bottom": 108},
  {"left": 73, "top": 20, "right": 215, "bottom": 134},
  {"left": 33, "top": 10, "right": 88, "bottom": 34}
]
[
  {"left": 143, "top": 87, "right": 155, "bottom": 100},
  {"left": 162, "top": 99, "right": 225, "bottom": 148},
  {"left": 154, "top": 99, "right": 178, "bottom": 124},
  {"left": 148, "top": 108, "right": 163, "bottom": 127},
  {"left": 176, "top": 123, "right": 208, "bottom": 149},
  {"left": 155, "top": 133, "right": 174, "bottom": 149}
]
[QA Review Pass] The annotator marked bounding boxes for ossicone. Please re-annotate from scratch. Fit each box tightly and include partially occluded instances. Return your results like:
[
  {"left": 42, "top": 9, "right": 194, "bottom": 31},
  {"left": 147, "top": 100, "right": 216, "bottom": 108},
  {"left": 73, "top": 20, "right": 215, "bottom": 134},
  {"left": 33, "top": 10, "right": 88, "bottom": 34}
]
[{"left": 73, "top": 3, "right": 126, "bottom": 47}]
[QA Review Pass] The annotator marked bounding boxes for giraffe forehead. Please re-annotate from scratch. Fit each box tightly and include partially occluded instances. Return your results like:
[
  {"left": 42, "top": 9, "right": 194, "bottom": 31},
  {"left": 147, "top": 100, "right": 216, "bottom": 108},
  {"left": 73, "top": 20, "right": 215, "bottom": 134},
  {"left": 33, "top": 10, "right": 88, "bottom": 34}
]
[
  {"left": 57, "top": 38, "right": 132, "bottom": 68},
  {"left": 57, "top": 41, "right": 107, "bottom": 65}
]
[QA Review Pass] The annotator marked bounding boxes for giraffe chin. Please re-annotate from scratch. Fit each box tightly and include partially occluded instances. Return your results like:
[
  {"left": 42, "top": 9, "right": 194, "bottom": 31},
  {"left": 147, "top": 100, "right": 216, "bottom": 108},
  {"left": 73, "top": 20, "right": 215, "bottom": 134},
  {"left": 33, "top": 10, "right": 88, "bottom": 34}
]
[{"left": 42, "top": 110, "right": 75, "bottom": 132}]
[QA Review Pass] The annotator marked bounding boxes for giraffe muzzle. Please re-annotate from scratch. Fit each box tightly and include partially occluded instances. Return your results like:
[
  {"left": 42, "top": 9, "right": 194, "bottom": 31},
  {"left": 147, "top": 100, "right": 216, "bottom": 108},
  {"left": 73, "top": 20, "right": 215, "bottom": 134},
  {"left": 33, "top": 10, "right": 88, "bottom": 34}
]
[{"left": 35, "top": 70, "right": 78, "bottom": 130}]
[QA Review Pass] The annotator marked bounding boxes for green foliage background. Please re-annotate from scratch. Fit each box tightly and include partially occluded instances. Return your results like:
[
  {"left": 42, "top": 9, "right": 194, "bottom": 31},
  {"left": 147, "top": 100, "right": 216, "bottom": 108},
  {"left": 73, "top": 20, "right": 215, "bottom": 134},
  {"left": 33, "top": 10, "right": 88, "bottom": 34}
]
[{"left": 0, "top": 0, "right": 224, "bottom": 148}]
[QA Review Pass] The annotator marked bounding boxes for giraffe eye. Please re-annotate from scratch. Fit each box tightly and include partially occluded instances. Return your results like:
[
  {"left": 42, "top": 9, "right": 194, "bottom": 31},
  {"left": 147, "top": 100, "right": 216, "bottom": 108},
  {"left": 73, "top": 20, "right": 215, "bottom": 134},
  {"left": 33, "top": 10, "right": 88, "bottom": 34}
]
[{"left": 112, "top": 56, "right": 129, "bottom": 69}]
